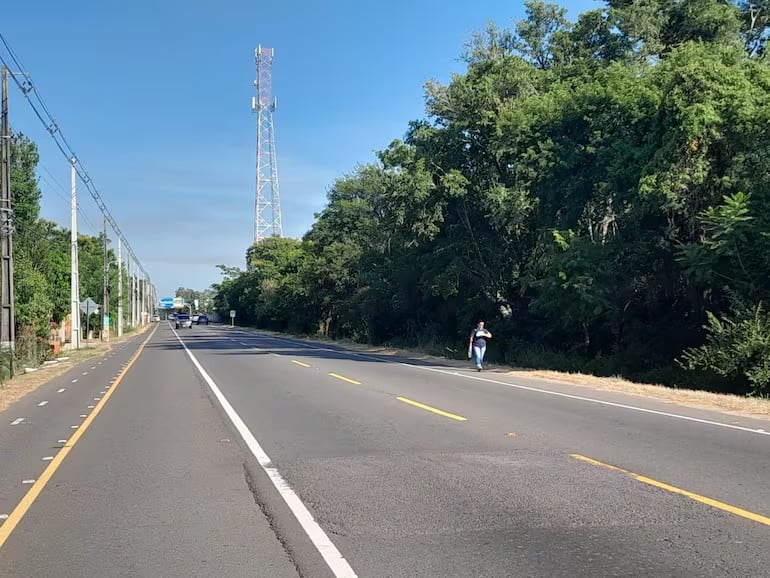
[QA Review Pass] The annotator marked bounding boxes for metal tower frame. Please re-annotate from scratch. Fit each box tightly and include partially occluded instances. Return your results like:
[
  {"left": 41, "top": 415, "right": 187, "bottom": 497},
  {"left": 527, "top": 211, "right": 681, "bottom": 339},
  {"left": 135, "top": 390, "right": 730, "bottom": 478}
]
[{"left": 252, "top": 45, "right": 282, "bottom": 243}]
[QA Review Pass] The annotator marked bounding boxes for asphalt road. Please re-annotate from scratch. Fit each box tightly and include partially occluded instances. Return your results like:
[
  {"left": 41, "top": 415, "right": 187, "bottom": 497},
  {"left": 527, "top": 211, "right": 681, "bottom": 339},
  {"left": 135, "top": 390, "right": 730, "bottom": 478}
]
[{"left": 1, "top": 322, "right": 769, "bottom": 577}]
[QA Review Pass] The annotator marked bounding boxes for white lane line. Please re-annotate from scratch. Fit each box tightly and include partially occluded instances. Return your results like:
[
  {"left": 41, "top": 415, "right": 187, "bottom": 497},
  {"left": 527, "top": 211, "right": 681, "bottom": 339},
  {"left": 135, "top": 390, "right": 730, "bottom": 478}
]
[
  {"left": 82, "top": 372, "right": 89, "bottom": 376},
  {"left": 172, "top": 328, "right": 357, "bottom": 578},
  {"left": 0, "top": 514, "right": 8, "bottom": 520},
  {"left": 258, "top": 333, "right": 770, "bottom": 439},
  {"left": 10, "top": 418, "right": 24, "bottom": 426},
  {"left": 37, "top": 401, "right": 48, "bottom": 407},
  {"left": 59, "top": 387, "right": 68, "bottom": 392},
  {"left": 57, "top": 440, "right": 67, "bottom": 444},
  {"left": 79, "top": 414, "right": 87, "bottom": 418},
  {"left": 70, "top": 425, "right": 78, "bottom": 429},
  {"left": 93, "top": 397, "right": 101, "bottom": 401},
  {"left": 90, "top": 366, "right": 96, "bottom": 370},
  {"left": 21, "top": 480, "right": 35, "bottom": 485},
  {"left": 87, "top": 405, "right": 95, "bottom": 409},
  {"left": 42, "top": 456, "right": 53, "bottom": 461}
]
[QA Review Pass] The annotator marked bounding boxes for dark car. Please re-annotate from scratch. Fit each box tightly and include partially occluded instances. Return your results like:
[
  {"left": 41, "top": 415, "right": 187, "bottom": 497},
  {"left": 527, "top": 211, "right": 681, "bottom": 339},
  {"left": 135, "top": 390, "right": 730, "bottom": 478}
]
[
  {"left": 175, "top": 314, "right": 193, "bottom": 329},
  {"left": 196, "top": 314, "right": 209, "bottom": 325}
]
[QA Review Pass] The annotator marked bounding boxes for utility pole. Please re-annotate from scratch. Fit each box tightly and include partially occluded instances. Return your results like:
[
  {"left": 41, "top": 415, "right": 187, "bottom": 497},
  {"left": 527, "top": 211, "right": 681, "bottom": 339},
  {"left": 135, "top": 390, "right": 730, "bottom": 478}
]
[
  {"left": 117, "top": 237, "right": 123, "bottom": 337},
  {"left": 128, "top": 260, "right": 134, "bottom": 329},
  {"left": 70, "top": 158, "right": 80, "bottom": 349},
  {"left": 102, "top": 217, "right": 109, "bottom": 341},
  {"left": 0, "top": 65, "right": 15, "bottom": 364}
]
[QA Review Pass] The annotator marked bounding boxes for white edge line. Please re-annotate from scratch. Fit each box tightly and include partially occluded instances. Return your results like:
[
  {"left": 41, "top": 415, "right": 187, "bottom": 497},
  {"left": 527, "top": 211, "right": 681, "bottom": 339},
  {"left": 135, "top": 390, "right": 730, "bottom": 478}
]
[
  {"left": 251, "top": 331, "right": 770, "bottom": 438},
  {"left": 172, "top": 328, "right": 357, "bottom": 578}
]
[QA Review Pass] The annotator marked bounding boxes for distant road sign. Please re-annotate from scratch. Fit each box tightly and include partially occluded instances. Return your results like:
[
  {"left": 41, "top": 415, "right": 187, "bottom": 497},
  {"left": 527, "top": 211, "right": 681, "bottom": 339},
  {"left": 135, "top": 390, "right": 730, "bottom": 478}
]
[
  {"left": 230, "top": 310, "right": 236, "bottom": 318},
  {"left": 80, "top": 298, "right": 100, "bottom": 315},
  {"left": 173, "top": 297, "right": 184, "bottom": 308},
  {"left": 159, "top": 297, "right": 174, "bottom": 309}
]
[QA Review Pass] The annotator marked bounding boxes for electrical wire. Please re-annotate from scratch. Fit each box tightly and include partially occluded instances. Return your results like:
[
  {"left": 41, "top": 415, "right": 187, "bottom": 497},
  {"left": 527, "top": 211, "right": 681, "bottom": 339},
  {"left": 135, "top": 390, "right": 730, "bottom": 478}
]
[{"left": 0, "top": 33, "right": 150, "bottom": 282}]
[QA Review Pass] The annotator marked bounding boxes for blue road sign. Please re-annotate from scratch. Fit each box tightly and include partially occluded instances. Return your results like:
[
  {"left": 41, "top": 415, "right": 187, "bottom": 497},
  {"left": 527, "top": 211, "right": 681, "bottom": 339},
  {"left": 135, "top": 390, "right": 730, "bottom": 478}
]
[{"left": 159, "top": 297, "right": 174, "bottom": 309}]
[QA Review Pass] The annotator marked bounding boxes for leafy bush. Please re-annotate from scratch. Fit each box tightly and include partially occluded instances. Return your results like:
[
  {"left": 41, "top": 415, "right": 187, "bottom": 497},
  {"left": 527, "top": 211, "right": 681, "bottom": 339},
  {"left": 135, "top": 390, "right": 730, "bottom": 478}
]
[{"left": 679, "top": 303, "right": 770, "bottom": 396}]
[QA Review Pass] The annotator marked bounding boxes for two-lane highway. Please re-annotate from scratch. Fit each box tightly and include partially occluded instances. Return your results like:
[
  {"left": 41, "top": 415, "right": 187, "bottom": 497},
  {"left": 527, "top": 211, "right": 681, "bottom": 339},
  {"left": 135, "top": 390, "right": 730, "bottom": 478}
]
[{"left": 1, "top": 322, "right": 769, "bottom": 577}]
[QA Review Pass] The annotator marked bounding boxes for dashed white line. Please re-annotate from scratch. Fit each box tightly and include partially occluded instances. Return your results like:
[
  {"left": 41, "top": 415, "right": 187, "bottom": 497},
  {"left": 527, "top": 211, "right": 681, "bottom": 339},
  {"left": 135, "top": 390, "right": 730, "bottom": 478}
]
[
  {"left": 82, "top": 372, "right": 89, "bottom": 376},
  {"left": 87, "top": 405, "right": 95, "bottom": 409},
  {"left": 57, "top": 440, "right": 67, "bottom": 444},
  {"left": 22, "top": 480, "right": 35, "bottom": 485},
  {"left": 10, "top": 418, "right": 24, "bottom": 426},
  {"left": 59, "top": 387, "right": 67, "bottom": 392},
  {"left": 42, "top": 456, "right": 53, "bottom": 461},
  {"left": 79, "top": 414, "right": 87, "bottom": 418},
  {"left": 90, "top": 366, "right": 96, "bottom": 370},
  {"left": 173, "top": 328, "right": 357, "bottom": 578},
  {"left": 0, "top": 514, "right": 8, "bottom": 520},
  {"left": 93, "top": 397, "right": 101, "bottom": 401},
  {"left": 70, "top": 425, "right": 78, "bottom": 429},
  {"left": 37, "top": 401, "right": 48, "bottom": 407}
]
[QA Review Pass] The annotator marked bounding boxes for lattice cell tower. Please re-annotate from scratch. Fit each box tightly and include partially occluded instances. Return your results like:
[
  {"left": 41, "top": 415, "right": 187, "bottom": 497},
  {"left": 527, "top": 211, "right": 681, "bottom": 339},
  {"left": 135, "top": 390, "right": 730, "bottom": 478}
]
[{"left": 252, "top": 45, "right": 282, "bottom": 243}]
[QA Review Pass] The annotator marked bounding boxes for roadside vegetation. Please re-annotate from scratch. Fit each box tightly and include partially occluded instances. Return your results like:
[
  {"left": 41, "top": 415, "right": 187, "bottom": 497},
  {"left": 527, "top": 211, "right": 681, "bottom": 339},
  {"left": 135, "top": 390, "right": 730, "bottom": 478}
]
[
  {"left": 214, "top": 0, "right": 770, "bottom": 397},
  {"left": 1, "top": 133, "right": 129, "bottom": 383}
]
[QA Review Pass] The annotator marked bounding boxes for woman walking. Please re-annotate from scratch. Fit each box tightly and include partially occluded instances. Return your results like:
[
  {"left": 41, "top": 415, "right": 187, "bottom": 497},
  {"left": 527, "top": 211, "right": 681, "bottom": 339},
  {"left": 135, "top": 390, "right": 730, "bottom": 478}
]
[{"left": 468, "top": 321, "right": 492, "bottom": 371}]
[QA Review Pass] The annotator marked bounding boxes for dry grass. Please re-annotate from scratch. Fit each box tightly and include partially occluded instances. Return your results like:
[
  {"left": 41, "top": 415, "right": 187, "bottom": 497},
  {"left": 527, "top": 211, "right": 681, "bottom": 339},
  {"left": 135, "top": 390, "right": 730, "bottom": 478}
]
[
  {"left": 252, "top": 328, "right": 770, "bottom": 421},
  {"left": 0, "top": 325, "right": 150, "bottom": 414},
  {"left": 506, "top": 369, "right": 770, "bottom": 419}
]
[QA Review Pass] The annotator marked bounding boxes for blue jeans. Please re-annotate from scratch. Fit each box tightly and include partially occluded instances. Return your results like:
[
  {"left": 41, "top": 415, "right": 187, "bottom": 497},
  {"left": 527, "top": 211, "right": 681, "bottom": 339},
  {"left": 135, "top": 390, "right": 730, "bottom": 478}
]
[{"left": 473, "top": 345, "right": 486, "bottom": 367}]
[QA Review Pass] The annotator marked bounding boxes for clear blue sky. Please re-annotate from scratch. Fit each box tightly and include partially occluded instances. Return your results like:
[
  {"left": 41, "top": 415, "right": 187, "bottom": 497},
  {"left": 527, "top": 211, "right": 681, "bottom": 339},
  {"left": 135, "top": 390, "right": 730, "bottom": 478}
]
[{"left": 3, "top": 0, "right": 598, "bottom": 298}]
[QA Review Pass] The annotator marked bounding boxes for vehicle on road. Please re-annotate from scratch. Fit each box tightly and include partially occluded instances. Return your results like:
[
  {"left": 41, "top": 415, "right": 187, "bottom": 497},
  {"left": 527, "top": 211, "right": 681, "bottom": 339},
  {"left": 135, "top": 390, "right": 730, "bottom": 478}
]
[
  {"left": 168, "top": 313, "right": 176, "bottom": 321},
  {"left": 192, "top": 314, "right": 200, "bottom": 322},
  {"left": 150, "top": 314, "right": 160, "bottom": 322},
  {"left": 196, "top": 314, "right": 209, "bottom": 325},
  {"left": 175, "top": 314, "right": 193, "bottom": 329}
]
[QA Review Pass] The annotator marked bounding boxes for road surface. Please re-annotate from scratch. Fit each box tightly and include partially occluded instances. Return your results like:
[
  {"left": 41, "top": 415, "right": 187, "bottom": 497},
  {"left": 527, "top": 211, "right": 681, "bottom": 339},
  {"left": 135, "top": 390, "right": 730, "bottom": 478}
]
[{"left": 0, "top": 323, "right": 769, "bottom": 577}]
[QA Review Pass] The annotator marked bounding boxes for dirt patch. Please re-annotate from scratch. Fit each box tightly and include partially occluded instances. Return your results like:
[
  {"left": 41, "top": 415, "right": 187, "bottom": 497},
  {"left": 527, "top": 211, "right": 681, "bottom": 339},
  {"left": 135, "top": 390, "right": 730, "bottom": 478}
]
[
  {"left": 249, "top": 327, "right": 770, "bottom": 421},
  {"left": 0, "top": 325, "right": 150, "bottom": 414}
]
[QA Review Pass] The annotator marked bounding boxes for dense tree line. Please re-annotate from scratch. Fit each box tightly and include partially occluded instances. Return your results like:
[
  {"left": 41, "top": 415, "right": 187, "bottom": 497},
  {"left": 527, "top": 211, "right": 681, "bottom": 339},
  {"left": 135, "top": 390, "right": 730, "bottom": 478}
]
[
  {"left": 7, "top": 133, "right": 129, "bottom": 374},
  {"left": 215, "top": 0, "right": 770, "bottom": 396}
]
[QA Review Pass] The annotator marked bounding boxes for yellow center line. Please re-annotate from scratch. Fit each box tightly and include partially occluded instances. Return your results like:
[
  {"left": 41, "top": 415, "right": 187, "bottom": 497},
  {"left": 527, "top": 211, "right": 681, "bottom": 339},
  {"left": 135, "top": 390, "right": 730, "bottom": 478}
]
[
  {"left": 292, "top": 360, "right": 311, "bottom": 368},
  {"left": 396, "top": 396, "right": 468, "bottom": 422},
  {"left": 571, "top": 454, "right": 770, "bottom": 527},
  {"left": 328, "top": 372, "right": 361, "bottom": 385},
  {"left": 0, "top": 324, "right": 159, "bottom": 549}
]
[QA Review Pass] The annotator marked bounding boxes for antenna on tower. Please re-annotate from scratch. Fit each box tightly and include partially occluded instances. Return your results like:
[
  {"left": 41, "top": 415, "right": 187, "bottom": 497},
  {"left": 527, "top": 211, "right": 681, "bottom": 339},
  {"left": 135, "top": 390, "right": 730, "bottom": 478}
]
[{"left": 252, "top": 45, "right": 282, "bottom": 243}]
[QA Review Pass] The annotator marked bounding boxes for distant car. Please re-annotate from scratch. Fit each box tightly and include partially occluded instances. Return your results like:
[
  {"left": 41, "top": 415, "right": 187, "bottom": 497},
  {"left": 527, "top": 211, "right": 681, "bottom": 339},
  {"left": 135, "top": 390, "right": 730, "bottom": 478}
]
[
  {"left": 168, "top": 313, "right": 177, "bottom": 321},
  {"left": 150, "top": 314, "right": 160, "bottom": 322},
  {"left": 192, "top": 314, "right": 200, "bottom": 322},
  {"left": 196, "top": 314, "right": 209, "bottom": 325},
  {"left": 175, "top": 314, "right": 193, "bottom": 329}
]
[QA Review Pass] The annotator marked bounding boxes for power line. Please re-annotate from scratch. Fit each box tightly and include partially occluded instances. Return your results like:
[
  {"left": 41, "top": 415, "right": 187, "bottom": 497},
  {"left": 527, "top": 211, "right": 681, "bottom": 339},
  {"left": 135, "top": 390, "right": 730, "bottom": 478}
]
[
  {"left": 37, "top": 162, "right": 100, "bottom": 234},
  {"left": 37, "top": 172, "right": 99, "bottom": 235},
  {"left": 0, "top": 33, "right": 150, "bottom": 281}
]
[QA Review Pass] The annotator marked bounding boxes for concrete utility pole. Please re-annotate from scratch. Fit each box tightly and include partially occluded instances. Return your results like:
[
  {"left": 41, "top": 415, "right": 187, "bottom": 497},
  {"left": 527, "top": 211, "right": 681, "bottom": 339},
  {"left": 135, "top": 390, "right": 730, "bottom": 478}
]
[
  {"left": 117, "top": 236, "right": 123, "bottom": 337},
  {"left": 133, "top": 272, "right": 139, "bottom": 327},
  {"left": 70, "top": 157, "right": 80, "bottom": 349},
  {"left": 0, "top": 65, "right": 15, "bottom": 362},
  {"left": 102, "top": 217, "right": 109, "bottom": 341}
]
